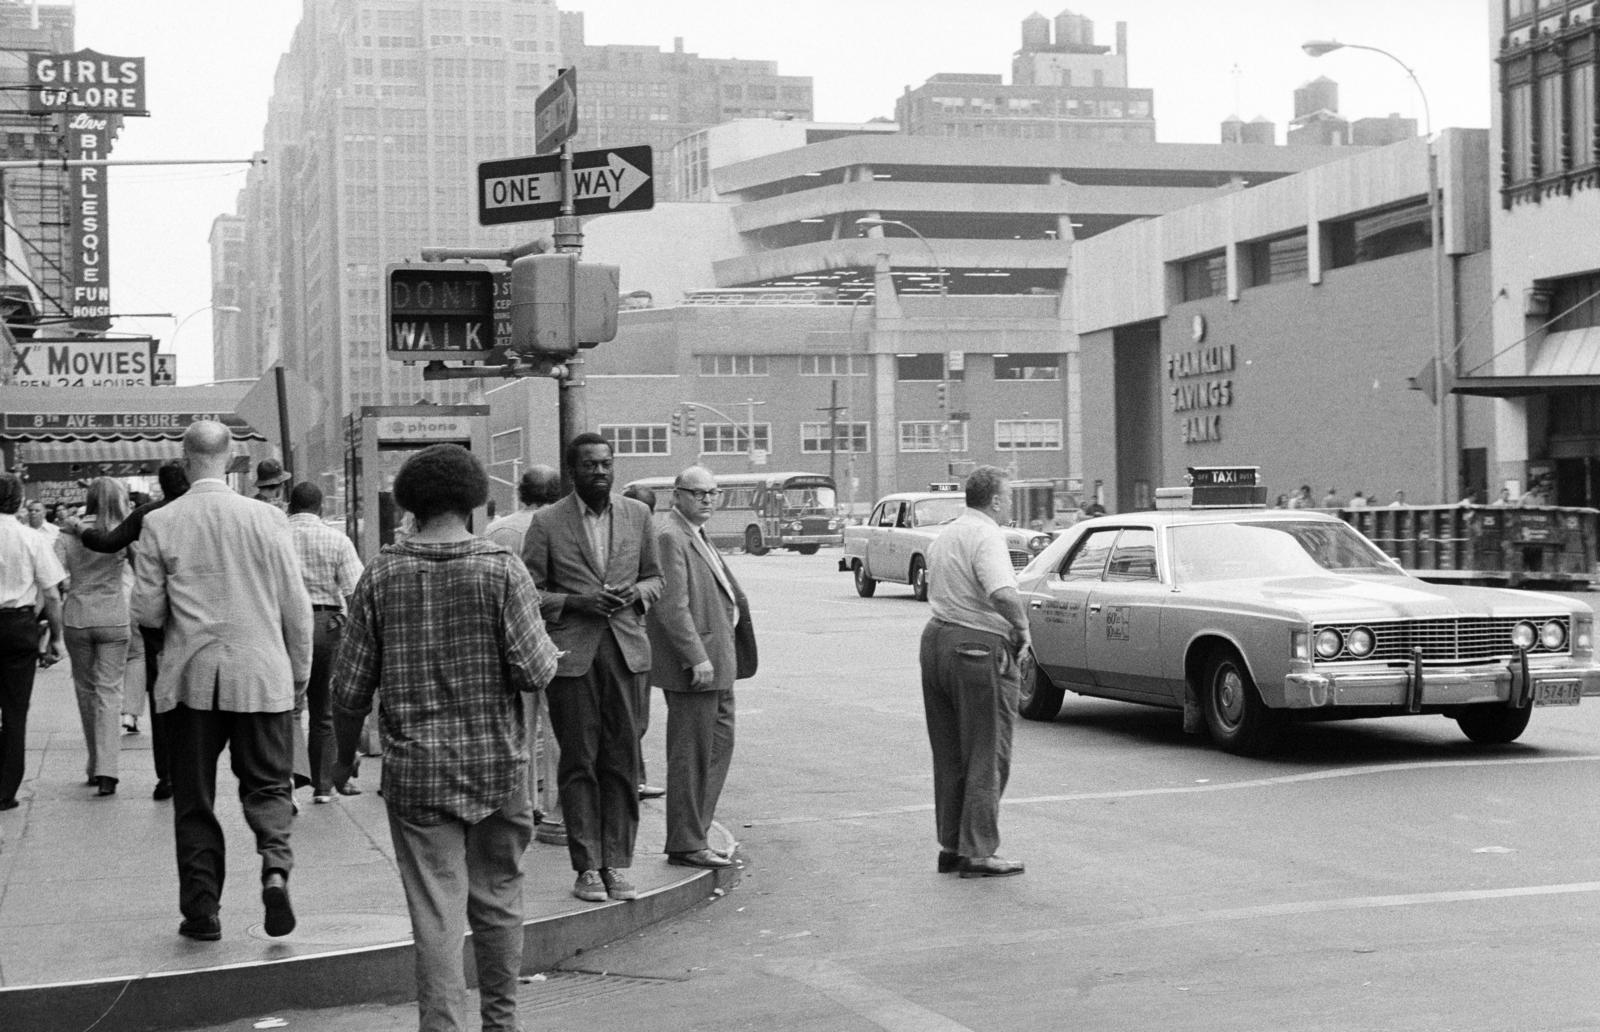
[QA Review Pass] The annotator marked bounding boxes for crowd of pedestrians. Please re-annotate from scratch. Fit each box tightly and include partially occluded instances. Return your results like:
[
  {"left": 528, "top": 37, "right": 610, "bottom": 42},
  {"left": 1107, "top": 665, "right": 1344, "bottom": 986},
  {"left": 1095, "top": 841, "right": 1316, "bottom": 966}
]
[{"left": 0, "top": 425, "right": 764, "bottom": 1032}]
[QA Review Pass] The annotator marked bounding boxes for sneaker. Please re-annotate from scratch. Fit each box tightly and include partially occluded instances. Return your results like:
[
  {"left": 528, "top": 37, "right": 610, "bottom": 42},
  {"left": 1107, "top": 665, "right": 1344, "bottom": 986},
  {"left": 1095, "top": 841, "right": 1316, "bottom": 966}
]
[
  {"left": 312, "top": 793, "right": 334, "bottom": 804},
  {"left": 573, "top": 870, "right": 607, "bottom": 902},
  {"left": 600, "top": 868, "right": 638, "bottom": 901},
  {"left": 121, "top": 716, "right": 139, "bottom": 735}
]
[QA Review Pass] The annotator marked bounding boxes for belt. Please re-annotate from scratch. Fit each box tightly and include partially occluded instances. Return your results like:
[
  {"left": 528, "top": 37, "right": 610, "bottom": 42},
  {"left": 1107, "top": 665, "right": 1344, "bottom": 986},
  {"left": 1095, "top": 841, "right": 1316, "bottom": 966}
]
[
  {"left": 313, "top": 604, "right": 342, "bottom": 613},
  {"left": 0, "top": 605, "right": 33, "bottom": 614}
]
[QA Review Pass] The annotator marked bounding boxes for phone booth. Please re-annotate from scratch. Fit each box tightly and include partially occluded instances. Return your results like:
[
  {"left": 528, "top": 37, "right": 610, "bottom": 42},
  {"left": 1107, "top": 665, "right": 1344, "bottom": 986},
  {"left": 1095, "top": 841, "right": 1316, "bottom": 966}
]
[{"left": 346, "top": 404, "right": 490, "bottom": 560}]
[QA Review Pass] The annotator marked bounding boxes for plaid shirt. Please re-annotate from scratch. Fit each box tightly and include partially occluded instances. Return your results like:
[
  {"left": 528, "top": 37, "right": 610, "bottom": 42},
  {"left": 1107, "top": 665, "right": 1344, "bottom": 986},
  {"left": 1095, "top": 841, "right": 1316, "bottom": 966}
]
[
  {"left": 288, "top": 513, "right": 364, "bottom": 610},
  {"left": 332, "top": 537, "right": 560, "bottom": 824}
]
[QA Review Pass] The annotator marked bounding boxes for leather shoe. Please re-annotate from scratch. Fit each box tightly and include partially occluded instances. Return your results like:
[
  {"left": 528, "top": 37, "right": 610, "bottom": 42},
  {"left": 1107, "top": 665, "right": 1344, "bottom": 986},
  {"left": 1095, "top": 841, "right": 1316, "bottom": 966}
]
[
  {"left": 638, "top": 783, "right": 665, "bottom": 799},
  {"left": 667, "top": 848, "right": 733, "bottom": 869},
  {"left": 262, "top": 871, "right": 296, "bottom": 936},
  {"left": 0, "top": 798, "right": 18, "bottom": 811},
  {"left": 152, "top": 780, "right": 173, "bottom": 801},
  {"left": 95, "top": 776, "right": 117, "bottom": 796},
  {"left": 178, "top": 915, "right": 221, "bottom": 941},
  {"left": 937, "top": 850, "right": 962, "bottom": 874},
  {"left": 958, "top": 855, "right": 1025, "bottom": 879}
]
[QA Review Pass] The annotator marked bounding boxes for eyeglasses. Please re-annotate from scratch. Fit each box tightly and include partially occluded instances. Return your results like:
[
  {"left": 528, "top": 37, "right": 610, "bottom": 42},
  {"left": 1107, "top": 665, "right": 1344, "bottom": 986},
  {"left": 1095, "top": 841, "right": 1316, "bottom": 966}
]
[{"left": 676, "top": 487, "right": 720, "bottom": 501}]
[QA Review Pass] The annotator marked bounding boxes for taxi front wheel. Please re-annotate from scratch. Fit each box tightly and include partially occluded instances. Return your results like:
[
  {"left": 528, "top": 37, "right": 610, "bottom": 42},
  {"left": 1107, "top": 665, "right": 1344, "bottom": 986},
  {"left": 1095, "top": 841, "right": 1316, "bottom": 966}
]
[
  {"left": 1201, "top": 648, "right": 1281, "bottom": 755},
  {"left": 1454, "top": 703, "right": 1532, "bottom": 744}
]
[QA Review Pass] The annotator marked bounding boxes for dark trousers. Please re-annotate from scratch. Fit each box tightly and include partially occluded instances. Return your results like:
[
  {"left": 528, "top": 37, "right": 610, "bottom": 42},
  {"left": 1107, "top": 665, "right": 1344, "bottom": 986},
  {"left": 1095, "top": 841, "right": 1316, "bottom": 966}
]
[
  {"left": 663, "top": 687, "right": 735, "bottom": 854},
  {"left": 545, "top": 630, "right": 641, "bottom": 872},
  {"left": 633, "top": 673, "right": 652, "bottom": 785},
  {"left": 168, "top": 703, "right": 296, "bottom": 921},
  {"left": 305, "top": 612, "right": 342, "bottom": 793},
  {"left": 919, "top": 620, "right": 1020, "bottom": 860},
  {"left": 140, "top": 626, "right": 170, "bottom": 785},
  {"left": 0, "top": 610, "right": 39, "bottom": 803}
]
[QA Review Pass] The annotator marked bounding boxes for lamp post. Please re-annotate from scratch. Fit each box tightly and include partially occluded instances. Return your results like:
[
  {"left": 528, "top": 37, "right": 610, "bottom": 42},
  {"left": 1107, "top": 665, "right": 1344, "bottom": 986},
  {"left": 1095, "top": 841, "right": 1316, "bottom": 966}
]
[
  {"left": 856, "top": 216, "right": 954, "bottom": 478},
  {"left": 170, "top": 304, "right": 241, "bottom": 383},
  {"left": 1303, "top": 39, "right": 1447, "bottom": 503}
]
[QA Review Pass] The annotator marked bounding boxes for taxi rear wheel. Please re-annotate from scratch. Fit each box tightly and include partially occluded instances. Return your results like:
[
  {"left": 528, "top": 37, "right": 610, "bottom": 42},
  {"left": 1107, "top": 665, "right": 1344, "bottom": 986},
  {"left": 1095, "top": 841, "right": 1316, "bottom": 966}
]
[
  {"left": 853, "top": 560, "right": 877, "bottom": 597},
  {"left": 1201, "top": 648, "right": 1281, "bottom": 755},
  {"left": 1018, "top": 652, "right": 1065, "bottom": 721},
  {"left": 910, "top": 557, "right": 929, "bottom": 602},
  {"left": 1454, "top": 703, "right": 1532, "bottom": 744}
]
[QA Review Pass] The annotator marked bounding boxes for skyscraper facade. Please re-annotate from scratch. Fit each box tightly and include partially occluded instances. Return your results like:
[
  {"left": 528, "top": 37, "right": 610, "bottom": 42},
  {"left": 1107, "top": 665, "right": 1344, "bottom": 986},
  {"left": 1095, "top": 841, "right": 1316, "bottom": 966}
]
[{"left": 219, "top": 0, "right": 812, "bottom": 486}]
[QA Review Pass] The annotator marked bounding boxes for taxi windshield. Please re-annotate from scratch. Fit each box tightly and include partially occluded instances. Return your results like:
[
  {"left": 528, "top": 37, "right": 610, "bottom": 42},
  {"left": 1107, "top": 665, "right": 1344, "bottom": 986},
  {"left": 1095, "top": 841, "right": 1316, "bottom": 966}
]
[
  {"left": 1170, "top": 520, "right": 1403, "bottom": 582},
  {"left": 913, "top": 497, "right": 966, "bottom": 527}
]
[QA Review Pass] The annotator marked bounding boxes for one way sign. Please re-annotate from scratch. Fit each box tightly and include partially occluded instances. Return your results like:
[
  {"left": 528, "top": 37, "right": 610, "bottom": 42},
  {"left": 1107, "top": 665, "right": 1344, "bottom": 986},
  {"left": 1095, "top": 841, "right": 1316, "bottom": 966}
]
[{"left": 477, "top": 145, "right": 654, "bottom": 226}]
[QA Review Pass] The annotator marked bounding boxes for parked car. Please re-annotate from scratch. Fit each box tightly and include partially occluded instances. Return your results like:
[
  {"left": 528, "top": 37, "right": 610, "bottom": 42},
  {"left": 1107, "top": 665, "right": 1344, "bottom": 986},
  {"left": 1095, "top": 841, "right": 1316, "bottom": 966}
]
[
  {"left": 840, "top": 489, "right": 1052, "bottom": 601},
  {"left": 1017, "top": 506, "right": 1600, "bottom": 754}
]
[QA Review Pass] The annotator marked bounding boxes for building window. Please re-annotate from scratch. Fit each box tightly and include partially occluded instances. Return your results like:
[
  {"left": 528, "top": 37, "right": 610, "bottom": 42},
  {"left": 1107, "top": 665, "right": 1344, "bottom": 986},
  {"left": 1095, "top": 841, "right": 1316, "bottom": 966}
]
[
  {"left": 600, "top": 424, "right": 670, "bottom": 456},
  {"left": 1549, "top": 271, "right": 1600, "bottom": 332},
  {"left": 800, "top": 421, "right": 870, "bottom": 453},
  {"left": 995, "top": 419, "right": 1063, "bottom": 450},
  {"left": 700, "top": 423, "right": 771, "bottom": 454},
  {"left": 799, "top": 353, "right": 868, "bottom": 376},
  {"left": 993, "top": 354, "right": 1061, "bottom": 380},
  {"left": 1244, "top": 232, "right": 1309, "bottom": 287},
  {"left": 1179, "top": 251, "right": 1226, "bottom": 301},
  {"left": 899, "top": 420, "right": 969, "bottom": 452},
  {"left": 1498, "top": 22, "right": 1599, "bottom": 206},
  {"left": 1324, "top": 200, "right": 1431, "bottom": 269},
  {"left": 896, "top": 353, "right": 945, "bottom": 381},
  {"left": 698, "top": 354, "right": 768, "bottom": 376}
]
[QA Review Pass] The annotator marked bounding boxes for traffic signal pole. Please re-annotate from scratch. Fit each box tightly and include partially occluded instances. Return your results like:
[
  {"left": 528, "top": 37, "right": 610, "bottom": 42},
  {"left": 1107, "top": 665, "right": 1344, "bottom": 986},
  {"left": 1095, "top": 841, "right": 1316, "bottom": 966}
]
[{"left": 553, "top": 140, "right": 586, "bottom": 492}]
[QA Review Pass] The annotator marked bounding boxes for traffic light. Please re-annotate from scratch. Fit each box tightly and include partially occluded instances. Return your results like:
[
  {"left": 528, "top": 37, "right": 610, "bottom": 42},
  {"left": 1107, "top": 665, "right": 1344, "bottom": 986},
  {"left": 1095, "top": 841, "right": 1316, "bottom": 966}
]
[
  {"left": 684, "top": 408, "right": 699, "bottom": 436},
  {"left": 671, "top": 410, "right": 684, "bottom": 435},
  {"left": 509, "top": 253, "right": 621, "bottom": 357},
  {"left": 936, "top": 381, "right": 948, "bottom": 408}
]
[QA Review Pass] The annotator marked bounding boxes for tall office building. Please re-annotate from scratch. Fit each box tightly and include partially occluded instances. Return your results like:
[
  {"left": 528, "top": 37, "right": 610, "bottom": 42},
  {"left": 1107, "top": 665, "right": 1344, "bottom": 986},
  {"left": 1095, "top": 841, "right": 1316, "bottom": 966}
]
[
  {"left": 0, "top": 1, "right": 75, "bottom": 331},
  {"left": 895, "top": 11, "right": 1154, "bottom": 142},
  {"left": 218, "top": 0, "right": 811, "bottom": 485}
]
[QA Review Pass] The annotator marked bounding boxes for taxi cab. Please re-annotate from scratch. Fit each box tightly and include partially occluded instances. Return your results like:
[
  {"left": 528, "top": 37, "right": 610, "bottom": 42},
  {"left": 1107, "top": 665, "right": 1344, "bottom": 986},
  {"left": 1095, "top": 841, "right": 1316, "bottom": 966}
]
[
  {"left": 1017, "top": 468, "right": 1600, "bottom": 754},
  {"left": 840, "top": 485, "right": 1051, "bottom": 601}
]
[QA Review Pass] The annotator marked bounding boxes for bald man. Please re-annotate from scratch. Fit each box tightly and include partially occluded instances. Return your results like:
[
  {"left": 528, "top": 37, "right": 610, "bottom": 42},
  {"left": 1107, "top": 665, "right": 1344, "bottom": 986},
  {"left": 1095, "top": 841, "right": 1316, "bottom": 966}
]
[{"left": 133, "top": 420, "right": 314, "bottom": 942}]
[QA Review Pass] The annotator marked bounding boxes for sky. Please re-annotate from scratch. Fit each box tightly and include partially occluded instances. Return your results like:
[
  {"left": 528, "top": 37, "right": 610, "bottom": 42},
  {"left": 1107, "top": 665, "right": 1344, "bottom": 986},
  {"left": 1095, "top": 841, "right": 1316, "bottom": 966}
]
[{"left": 68, "top": 0, "right": 1492, "bottom": 384}]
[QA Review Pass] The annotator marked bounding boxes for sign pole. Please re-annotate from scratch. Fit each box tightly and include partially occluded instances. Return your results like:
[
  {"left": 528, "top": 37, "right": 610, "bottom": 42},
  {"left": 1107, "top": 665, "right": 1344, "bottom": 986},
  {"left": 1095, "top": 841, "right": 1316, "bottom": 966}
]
[
  {"left": 554, "top": 140, "right": 585, "bottom": 491},
  {"left": 274, "top": 363, "right": 293, "bottom": 489}
]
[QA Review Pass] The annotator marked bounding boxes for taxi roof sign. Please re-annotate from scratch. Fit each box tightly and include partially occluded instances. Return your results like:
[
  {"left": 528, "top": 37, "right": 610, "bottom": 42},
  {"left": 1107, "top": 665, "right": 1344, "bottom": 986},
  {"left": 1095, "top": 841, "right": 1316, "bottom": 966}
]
[
  {"left": 1160, "top": 466, "right": 1268, "bottom": 508},
  {"left": 1188, "top": 466, "right": 1258, "bottom": 487},
  {"left": 928, "top": 482, "right": 962, "bottom": 492}
]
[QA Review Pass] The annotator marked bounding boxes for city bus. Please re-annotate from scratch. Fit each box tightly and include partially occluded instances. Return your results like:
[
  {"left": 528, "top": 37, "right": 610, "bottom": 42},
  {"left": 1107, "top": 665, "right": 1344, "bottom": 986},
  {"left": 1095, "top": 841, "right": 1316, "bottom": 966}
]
[{"left": 623, "top": 470, "right": 845, "bottom": 555}]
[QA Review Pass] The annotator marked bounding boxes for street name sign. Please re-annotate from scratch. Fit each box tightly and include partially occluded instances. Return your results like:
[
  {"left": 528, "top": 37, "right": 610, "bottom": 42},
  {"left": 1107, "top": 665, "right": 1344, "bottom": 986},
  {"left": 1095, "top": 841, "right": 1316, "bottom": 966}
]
[
  {"left": 387, "top": 262, "right": 495, "bottom": 360},
  {"left": 534, "top": 66, "right": 577, "bottom": 154},
  {"left": 477, "top": 145, "right": 654, "bottom": 226}
]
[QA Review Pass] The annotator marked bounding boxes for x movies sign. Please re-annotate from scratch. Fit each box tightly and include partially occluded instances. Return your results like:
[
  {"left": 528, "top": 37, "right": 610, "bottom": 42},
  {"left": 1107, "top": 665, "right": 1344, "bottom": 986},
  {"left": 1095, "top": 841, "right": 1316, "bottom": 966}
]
[{"left": 8, "top": 338, "right": 156, "bottom": 388}]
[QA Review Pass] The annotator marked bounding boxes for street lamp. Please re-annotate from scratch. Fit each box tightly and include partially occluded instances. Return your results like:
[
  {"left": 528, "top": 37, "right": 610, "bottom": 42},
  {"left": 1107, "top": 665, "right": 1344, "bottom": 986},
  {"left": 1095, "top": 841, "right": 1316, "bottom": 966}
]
[
  {"left": 1303, "top": 39, "right": 1447, "bottom": 502},
  {"left": 856, "top": 216, "right": 956, "bottom": 477}
]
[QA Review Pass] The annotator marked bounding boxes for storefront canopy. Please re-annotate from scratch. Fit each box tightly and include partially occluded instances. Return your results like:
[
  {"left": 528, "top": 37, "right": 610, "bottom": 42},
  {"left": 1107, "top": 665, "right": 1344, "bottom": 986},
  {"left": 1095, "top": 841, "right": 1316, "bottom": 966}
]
[{"left": 1454, "top": 328, "right": 1600, "bottom": 398}]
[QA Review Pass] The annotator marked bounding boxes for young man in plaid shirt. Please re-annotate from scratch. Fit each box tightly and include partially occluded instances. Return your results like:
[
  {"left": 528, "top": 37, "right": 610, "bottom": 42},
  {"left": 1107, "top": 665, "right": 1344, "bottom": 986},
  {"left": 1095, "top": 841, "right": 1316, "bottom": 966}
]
[{"left": 332, "top": 444, "right": 559, "bottom": 1032}]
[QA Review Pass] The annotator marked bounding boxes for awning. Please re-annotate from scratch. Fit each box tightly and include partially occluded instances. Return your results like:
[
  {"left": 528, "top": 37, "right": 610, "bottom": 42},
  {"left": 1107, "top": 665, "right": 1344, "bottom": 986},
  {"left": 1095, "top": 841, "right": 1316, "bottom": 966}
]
[
  {"left": 15, "top": 438, "right": 258, "bottom": 481},
  {"left": 1453, "top": 328, "right": 1600, "bottom": 397}
]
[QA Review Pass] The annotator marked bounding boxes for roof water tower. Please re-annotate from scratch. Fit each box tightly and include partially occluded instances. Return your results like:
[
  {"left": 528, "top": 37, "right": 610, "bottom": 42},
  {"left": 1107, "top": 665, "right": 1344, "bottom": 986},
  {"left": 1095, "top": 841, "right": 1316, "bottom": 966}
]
[{"left": 1021, "top": 11, "right": 1051, "bottom": 51}]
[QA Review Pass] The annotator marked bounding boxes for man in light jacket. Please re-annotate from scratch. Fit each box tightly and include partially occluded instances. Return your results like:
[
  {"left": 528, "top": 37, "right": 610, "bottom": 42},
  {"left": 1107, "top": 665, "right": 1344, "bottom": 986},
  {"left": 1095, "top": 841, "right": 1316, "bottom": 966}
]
[{"left": 132, "top": 420, "right": 313, "bottom": 942}]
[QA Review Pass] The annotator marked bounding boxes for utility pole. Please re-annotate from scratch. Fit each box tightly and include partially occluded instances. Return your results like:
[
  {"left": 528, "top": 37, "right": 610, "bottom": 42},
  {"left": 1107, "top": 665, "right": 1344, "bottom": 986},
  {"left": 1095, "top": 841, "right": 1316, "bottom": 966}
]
[
  {"left": 553, "top": 139, "right": 585, "bottom": 492},
  {"left": 818, "top": 379, "right": 845, "bottom": 486}
]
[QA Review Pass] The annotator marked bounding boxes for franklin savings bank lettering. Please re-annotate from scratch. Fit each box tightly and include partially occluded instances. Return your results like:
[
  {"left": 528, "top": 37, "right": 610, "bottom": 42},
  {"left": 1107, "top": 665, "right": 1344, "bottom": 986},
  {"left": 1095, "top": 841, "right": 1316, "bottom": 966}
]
[{"left": 1168, "top": 343, "right": 1234, "bottom": 445}]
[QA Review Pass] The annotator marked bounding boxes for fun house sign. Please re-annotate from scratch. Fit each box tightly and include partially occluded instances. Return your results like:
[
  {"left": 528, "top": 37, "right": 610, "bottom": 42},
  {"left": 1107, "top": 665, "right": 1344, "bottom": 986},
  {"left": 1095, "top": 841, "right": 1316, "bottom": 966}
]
[{"left": 28, "top": 49, "right": 149, "bottom": 330}]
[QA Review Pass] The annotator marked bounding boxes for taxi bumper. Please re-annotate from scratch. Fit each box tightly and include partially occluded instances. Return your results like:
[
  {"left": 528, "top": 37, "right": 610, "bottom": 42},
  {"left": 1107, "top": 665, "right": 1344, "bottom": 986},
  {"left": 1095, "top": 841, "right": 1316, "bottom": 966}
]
[{"left": 1273, "top": 659, "right": 1600, "bottom": 709}]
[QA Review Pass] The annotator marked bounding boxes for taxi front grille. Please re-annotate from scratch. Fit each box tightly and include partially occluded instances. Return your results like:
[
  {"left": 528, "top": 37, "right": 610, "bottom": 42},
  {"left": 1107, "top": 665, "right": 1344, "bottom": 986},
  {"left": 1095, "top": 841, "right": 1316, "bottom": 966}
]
[
  {"left": 1312, "top": 616, "right": 1570, "bottom": 663},
  {"left": 1008, "top": 549, "right": 1030, "bottom": 569}
]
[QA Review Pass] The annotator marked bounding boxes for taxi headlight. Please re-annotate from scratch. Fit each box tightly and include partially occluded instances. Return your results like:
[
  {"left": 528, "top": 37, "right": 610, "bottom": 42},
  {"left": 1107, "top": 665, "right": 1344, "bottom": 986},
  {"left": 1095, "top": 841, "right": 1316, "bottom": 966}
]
[
  {"left": 1346, "top": 626, "right": 1376, "bottom": 658},
  {"left": 1540, "top": 619, "right": 1567, "bottom": 650},
  {"left": 1028, "top": 534, "right": 1050, "bottom": 553},
  {"left": 789, "top": 521, "right": 802, "bottom": 532},
  {"left": 1315, "top": 628, "right": 1344, "bottom": 659},
  {"left": 1512, "top": 621, "right": 1538, "bottom": 650}
]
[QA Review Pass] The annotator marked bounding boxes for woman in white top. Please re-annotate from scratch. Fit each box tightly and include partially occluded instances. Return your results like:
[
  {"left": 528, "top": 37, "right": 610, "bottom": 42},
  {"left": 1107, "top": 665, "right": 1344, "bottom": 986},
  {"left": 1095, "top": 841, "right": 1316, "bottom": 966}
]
[{"left": 55, "top": 478, "right": 132, "bottom": 796}]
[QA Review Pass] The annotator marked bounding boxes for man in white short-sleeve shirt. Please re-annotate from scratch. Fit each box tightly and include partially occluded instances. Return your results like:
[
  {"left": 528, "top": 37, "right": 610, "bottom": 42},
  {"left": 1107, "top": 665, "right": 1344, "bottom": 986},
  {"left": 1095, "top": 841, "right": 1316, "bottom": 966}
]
[
  {"left": 920, "top": 465, "right": 1030, "bottom": 879},
  {"left": 0, "top": 474, "right": 66, "bottom": 809}
]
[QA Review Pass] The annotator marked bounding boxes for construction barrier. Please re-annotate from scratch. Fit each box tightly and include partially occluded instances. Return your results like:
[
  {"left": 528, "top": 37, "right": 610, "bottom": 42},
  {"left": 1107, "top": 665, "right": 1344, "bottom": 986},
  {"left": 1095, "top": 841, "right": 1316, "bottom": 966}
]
[{"left": 1338, "top": 504, "right": 1600, "bottom": 590}]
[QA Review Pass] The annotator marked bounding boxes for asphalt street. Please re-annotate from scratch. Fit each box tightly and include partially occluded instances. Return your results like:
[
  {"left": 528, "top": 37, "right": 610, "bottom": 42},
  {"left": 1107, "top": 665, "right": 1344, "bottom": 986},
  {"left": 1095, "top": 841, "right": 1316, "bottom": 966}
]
[{"left": 180, "top": 554, "right": 1600, "bottom": 1032}]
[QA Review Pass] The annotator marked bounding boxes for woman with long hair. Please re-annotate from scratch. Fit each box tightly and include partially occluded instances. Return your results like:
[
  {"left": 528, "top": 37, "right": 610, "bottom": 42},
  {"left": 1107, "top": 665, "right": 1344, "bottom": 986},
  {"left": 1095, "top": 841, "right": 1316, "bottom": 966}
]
[{"left": 55, "top": 477, "right": 133, "bottom": 796}]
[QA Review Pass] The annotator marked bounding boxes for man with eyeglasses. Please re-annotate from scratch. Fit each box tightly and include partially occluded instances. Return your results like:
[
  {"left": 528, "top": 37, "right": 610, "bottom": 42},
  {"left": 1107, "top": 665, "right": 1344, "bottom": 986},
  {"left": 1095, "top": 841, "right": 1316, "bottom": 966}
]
[
  {"left": 647, "top": 466, "right": 754, "bottom": 869},
  {"left": 522, "top": 433, "right": 663, "bottom": 903}
]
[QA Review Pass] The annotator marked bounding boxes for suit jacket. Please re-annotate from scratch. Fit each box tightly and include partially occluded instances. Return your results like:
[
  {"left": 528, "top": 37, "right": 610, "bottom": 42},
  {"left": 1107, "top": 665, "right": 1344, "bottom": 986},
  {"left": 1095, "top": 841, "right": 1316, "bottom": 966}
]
[
  {"left": 522, "top": 491, "right": 663, "bottom": 677},
  {"left": 131, "top": 479, "right": 314, "bottom": 714},
  {"left": 647, "top": 510, "right": 744, "bottom": 693}
]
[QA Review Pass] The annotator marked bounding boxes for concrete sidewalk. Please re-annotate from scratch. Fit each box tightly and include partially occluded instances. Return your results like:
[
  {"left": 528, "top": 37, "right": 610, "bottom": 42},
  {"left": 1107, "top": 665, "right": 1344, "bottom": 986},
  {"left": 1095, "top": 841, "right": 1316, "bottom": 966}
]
[{"left": 0, "top": 662, "right": 738, "bottom": 1032}]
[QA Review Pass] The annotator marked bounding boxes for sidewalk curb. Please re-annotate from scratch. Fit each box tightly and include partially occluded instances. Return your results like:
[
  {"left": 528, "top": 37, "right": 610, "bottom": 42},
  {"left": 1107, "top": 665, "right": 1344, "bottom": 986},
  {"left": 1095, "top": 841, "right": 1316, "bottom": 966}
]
[{"left": 0, "top": 857, "right": 740, "bottom": 1032}]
